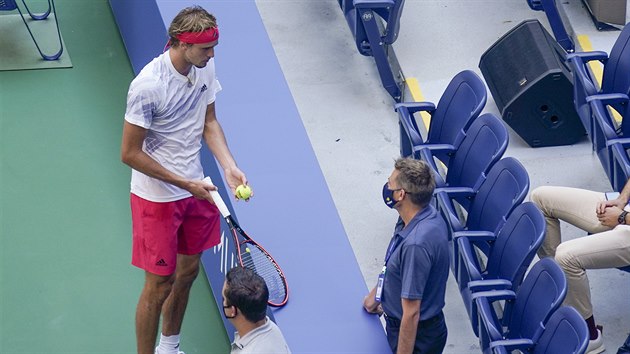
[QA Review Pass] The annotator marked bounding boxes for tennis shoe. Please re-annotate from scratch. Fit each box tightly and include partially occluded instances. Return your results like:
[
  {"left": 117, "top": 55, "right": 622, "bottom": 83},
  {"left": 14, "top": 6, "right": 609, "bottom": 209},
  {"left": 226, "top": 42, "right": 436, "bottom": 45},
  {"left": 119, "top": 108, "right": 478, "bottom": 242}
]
[
  {"left": 154, "top": 347, "right": 185, "bottom": 354},
  {"left": 586, "top": 329, "right": 605, "bottom": 354}
]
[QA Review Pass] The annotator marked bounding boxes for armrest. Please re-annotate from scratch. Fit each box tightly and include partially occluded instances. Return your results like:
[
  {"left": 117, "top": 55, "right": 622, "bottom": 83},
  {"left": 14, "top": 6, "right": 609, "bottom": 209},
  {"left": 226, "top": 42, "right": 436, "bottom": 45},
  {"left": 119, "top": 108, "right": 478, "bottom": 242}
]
[
  {"left": 609, "top": 138, "right": 630, "bottom": 149},
  {"left": 452, "top": 230, "right": 495, "bottom": 241},
  {"left": 434, "top": 186, "right": 475, "bottom": 199},
  {"left": 471, "top": 289, "right": 515, "bottom": 303},
  {"left": 606, "top": 137, "right": 630, "bottom": 147},
  {"left": 435, "top": 191, "right": 464, "bottom": 233},
  {"left": 412, "top": 143, "right": 456, "bottom": 155},
  {"left": 394, "top": 101, "right": 436, "bottom": 115},
  {"left": 397, "top": 105, "right": 424, "bottom": 147},
  {"left": 566, "top": 51, "right": 608, "bottom": 63},
  {"left": 353, "top": 0, "right": 395, "bottom": 9},
  {"left": 468, "top": 279, "right": 513, "bottom": 293},
  {"left": 457, "top": 238, "right": 483, "bottom": 281},
  {"left": 475, "top": 298, "right": 504, "bottom": 344},
  {"left": 586, "top": 93, "right": 629, "bottom": 105},
  {"left": 488, "top": 338, "right": 534, "bottom": 352}
]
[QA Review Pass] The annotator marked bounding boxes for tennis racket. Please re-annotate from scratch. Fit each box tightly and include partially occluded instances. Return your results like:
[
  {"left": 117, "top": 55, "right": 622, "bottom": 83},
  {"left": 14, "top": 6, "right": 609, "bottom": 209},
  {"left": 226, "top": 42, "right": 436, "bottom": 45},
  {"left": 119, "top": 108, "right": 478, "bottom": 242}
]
[{"left": 203, "top": 177, "right": 289, "bottom": 307}]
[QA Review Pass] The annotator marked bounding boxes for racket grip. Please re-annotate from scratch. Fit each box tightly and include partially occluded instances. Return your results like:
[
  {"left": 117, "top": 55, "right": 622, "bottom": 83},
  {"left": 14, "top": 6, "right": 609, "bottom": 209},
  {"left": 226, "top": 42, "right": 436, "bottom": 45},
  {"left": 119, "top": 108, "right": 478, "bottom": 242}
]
[{"left": 202, "top": 176, "right": 231, "bottom": 217}]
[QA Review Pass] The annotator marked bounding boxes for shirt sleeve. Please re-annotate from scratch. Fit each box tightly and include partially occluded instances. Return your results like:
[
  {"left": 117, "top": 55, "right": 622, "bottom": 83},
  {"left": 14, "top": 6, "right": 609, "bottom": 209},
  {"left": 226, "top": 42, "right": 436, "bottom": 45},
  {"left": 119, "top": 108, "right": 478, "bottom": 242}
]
[
  {"left": 399, "top": 244, "right": 432, "bottom": 300},
  {"left": 205, "top": 59, "right": 222, "bottom": 105},
  {"left": 124, "top": 77, "right": 163, "bottom": 129}
]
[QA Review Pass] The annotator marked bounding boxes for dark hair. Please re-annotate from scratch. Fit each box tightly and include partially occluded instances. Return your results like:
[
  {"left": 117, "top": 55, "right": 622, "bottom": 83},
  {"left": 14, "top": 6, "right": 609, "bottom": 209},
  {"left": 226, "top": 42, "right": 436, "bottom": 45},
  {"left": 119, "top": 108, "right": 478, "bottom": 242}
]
[
  {"left": 168, "top": 6, "right": 217, "bottom": 47},
  {"left": 394, "top": 158, "right": 435, "bottom": 207},
  {"left": 225, "top": 267, "right": 268, "bottom": 322}
]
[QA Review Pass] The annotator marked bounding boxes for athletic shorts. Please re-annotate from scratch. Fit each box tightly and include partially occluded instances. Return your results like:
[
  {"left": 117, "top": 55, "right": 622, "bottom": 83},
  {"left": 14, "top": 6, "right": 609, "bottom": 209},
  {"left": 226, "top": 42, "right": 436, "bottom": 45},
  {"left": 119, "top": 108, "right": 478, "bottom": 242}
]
[{"left": 130, "top": 193, "right": 220, "bottom": 276}]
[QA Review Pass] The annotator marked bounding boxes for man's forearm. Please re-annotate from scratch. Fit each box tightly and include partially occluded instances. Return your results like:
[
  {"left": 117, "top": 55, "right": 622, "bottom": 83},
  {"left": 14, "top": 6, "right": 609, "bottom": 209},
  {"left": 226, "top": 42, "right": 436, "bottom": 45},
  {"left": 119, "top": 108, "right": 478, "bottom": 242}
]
[
  {"left": 397, "top": 317, "right": 418, "bottom": 354},
  {"left": 203, "top": 119, "right": 237, "bottom": 171},
  {"left": 621, "top": 179, "right": 630, "bottom": 202},
  {"left": 122, "top": 149, "right": 188, "bottom": 190}
]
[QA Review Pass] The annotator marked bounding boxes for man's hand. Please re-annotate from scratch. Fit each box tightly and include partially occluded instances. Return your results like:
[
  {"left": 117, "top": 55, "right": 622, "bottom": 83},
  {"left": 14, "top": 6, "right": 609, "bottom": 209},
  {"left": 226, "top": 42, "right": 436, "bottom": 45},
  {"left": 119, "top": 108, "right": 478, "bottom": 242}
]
[
  {"left": 224, "top": 167, "right": 249, "bottom": 197},
  {"left": 597, "top": 205, "right": 624, "bottom": 228},
  {"left": 186, "top": 179, "right": 218, "bottom": 203},
  {"left": 597, "top": 198, "right": 626, "bottom": 214},
  {"left": 363, "top": 287, "right": 383, "bottom": 315}
]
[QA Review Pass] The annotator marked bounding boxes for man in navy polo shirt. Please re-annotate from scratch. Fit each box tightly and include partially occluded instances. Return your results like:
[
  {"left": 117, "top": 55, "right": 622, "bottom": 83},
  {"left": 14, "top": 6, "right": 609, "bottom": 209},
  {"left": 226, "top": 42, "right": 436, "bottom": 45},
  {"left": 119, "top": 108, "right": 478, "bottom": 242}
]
[{"left": 364, "top": 158, "right": 449, "bottom": 354}]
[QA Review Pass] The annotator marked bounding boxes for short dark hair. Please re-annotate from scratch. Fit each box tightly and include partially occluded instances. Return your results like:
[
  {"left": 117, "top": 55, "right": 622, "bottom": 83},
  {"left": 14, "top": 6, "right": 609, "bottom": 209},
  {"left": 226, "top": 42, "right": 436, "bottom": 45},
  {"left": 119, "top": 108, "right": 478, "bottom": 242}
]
[
  {"left": 225, "top": 267, "right": 268, "bottom": 322},
  {"left": 394, "top": 158, "right": 435, "bottom": 207}
]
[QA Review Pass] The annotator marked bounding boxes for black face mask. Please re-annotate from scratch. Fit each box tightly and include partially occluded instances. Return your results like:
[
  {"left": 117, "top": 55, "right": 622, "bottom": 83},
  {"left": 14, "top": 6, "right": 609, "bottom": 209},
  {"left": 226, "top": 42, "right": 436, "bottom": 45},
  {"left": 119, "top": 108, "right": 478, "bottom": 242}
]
[
  {"left": 383, "top": 182, "right": 402, "bottom": 209},
  {"left": 223, "top": 304, "right": 237, "bottom": 319}
]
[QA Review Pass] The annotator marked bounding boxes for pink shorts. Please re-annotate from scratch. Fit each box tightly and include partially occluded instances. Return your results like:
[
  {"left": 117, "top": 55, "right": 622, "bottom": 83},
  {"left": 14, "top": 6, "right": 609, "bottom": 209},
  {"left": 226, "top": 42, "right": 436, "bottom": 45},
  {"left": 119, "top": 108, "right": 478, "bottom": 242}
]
[{"left": 130, "top": 194, "right": 220, "bottom": 276}]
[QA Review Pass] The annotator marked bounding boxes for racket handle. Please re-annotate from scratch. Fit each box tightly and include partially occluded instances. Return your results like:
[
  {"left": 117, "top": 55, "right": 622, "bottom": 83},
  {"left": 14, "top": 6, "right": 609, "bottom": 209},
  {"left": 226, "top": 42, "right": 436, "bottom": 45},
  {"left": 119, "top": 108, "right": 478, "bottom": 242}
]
[{"left": 202, "top": 176, "right": 231, "bottom": 217}]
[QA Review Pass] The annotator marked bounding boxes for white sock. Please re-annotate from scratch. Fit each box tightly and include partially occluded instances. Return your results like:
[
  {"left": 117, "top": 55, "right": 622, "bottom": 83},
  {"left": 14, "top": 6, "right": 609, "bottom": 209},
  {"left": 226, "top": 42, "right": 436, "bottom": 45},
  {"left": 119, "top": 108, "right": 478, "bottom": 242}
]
[{"left": 155, "top": 333, "right": 180, "bottom": 354}]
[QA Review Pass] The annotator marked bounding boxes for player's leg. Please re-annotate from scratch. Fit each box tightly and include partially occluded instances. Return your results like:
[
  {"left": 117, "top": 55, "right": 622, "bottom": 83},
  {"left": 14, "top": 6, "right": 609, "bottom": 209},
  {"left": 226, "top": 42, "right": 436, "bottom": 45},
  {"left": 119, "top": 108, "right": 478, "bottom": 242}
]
[
  {"left": 130, "top": 194, "right": 183, "bottom": 354},
  {"left": 161, "top": 253, "right": 202, "bottom": 336},
  {"left": 137, "top": 272, "right": 175, "bottom": 354},
  {"left": 160, "top": 197, "right": 220, "bottom": 337}
]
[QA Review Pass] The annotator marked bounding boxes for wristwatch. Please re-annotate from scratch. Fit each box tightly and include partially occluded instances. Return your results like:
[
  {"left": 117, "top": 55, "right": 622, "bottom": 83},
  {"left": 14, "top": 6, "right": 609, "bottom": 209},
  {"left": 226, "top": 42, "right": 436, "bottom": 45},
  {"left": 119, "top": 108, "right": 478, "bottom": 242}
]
[{"left": 619, "top": 210, "right": 629, "bottom": 225}]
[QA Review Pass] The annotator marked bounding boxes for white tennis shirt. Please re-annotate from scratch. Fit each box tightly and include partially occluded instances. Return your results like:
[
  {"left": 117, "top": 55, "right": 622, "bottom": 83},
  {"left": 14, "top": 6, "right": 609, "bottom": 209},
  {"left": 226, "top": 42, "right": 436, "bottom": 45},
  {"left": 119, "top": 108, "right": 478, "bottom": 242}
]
[{"left": 124, "top": 51, "right": 222, "bottom": 202}]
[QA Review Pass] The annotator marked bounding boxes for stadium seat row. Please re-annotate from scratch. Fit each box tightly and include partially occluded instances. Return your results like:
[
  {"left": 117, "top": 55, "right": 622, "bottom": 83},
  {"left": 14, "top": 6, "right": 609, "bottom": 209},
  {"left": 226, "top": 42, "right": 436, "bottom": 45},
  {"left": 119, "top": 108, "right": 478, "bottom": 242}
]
[{"left": 396, "top": 70, "right": 589, "bottom": 353}]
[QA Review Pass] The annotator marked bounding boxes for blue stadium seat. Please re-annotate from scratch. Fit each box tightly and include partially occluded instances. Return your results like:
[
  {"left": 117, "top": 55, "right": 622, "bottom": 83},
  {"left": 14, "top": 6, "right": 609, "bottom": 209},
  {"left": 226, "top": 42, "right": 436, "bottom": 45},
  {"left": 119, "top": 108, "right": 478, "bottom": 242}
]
[
  {"left": 490, "top": 306, "right": 588, "bottom": 354},
  {"left": 338, "top": 0, "right": 406, "bottom": 101},
  {"left": 567, "top": 24, "right": 630, "bottom": 143},
  {"left": 0, "top": 0, "right": 63, "bottom": 60},
  {"left": 436, "top": 157, "right": 530, "bottom": 274},
  {"left": 396, "top": 70, "right": 487, "bottom": 167},
  {"left": 457, "top": 202, "right": 545, "bottom": 335},
  {"left": 474, "top": 258, "right": 567, "bottom": 352},
  {"left": 418, "top": 113, "right": 508, "bottom": 210},
  {"left": 588, "top": 97, "right": 630, "bottom": 191}
]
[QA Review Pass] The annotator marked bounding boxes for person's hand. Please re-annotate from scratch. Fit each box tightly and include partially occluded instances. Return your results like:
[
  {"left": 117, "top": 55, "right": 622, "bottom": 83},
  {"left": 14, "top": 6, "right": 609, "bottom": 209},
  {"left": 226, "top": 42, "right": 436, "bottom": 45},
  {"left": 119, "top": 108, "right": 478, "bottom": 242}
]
[
  {"left": 224, "top": 167, "right": 251, "bottom": 198},
  {"left": 597, "top": 198, "right": 626, "bottom": 214},
  {"left": 597, "top": 205, "right": 624, "bottom": 228},
  {"left": 186, "top": 179, "right": 217, "bottom": 203},
  {"left": 363, "top": 294, "right": 383, "bottom": 315}
]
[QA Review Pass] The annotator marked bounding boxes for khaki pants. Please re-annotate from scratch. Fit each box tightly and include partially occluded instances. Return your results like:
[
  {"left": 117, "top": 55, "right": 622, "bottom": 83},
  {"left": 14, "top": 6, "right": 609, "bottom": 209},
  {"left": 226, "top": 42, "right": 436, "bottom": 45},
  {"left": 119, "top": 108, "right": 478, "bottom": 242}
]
[{"left": 530, "top": 186, "right": 630, "bottom": 319}]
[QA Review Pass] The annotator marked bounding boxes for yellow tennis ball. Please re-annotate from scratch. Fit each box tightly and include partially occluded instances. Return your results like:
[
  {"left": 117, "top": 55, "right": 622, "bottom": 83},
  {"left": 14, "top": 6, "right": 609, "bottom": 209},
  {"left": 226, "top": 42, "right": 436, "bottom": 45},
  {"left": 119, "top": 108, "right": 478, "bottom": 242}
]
[{"left": 236, "top": 184, "right": 252, "bottom": 200}]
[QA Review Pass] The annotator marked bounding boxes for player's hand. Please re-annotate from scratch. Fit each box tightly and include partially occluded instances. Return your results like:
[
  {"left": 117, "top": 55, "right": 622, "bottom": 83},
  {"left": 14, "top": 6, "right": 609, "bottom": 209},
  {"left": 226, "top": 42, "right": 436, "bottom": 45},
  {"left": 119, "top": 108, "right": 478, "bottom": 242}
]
[
  {"left": 224, "top": 167, "right": 252, "bottom": 197},
  {"left": 188, "top": 179, "right": 218, "bottom": 203},
  {"left": 597, "top": 205, "right": 623, "bottom": 228}
]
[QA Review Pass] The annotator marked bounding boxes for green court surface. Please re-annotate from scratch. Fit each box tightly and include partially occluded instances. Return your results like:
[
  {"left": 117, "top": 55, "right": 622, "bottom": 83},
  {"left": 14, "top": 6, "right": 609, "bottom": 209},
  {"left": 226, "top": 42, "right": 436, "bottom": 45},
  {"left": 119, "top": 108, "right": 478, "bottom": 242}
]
[
  {"left": 0, "top": 14, "right": 72, "bottom": 71},
  {"left": 0, "top": 1, "right": 230, "bottom": 352}
]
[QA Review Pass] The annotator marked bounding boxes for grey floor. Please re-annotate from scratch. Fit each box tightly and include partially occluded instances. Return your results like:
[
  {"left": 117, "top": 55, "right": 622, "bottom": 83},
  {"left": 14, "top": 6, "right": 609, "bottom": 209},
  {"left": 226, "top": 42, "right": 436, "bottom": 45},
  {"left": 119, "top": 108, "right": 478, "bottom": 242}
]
[{"left": 257, "top": 0, "right": 629, "bottom": 352}]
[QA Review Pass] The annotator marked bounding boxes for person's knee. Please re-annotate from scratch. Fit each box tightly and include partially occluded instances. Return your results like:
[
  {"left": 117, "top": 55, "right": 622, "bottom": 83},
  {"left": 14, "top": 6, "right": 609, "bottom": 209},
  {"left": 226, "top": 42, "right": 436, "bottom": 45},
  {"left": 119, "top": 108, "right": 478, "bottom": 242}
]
[
  {"left": 555, "top": 243, "right": 581, "bottom": 272},
  {"left": 176, "top": 258, "right": 200, "bottom": 286},
  {"left": 144, "top": 273, "right": 176, "bottom": 302},
  {"left": 530, "top": 186, "right": 550, "bottom": 208}
]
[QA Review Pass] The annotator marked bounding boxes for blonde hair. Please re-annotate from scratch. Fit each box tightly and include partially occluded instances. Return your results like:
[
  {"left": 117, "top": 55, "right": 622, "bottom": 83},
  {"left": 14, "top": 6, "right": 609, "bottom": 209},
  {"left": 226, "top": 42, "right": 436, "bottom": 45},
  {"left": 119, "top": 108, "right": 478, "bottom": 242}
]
[{"left": 168, "top": 6, "right": 217, "bottom": 47}]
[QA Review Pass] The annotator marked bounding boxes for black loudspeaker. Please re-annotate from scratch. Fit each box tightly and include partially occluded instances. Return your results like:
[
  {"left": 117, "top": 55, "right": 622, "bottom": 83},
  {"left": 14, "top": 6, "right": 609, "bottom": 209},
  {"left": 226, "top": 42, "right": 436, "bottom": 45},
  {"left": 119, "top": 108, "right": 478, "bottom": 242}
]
[{"left": 479, "top": 19, "right": 585, "bottom": 147}]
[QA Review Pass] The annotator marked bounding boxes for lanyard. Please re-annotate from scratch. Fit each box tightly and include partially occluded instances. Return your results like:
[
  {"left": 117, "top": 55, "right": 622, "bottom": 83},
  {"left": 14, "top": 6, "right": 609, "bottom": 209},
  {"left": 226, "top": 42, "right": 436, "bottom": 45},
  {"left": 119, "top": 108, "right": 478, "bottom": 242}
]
[{"left": 375, "top": 235, "right": 403, "bottom": 302}]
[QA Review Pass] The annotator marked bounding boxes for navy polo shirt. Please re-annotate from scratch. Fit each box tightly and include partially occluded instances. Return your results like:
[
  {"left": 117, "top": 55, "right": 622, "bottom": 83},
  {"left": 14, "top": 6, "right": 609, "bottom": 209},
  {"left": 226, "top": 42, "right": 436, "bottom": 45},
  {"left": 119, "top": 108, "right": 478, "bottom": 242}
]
[{"left": 380, "top": 205, "right": 449, "bottom": 321}]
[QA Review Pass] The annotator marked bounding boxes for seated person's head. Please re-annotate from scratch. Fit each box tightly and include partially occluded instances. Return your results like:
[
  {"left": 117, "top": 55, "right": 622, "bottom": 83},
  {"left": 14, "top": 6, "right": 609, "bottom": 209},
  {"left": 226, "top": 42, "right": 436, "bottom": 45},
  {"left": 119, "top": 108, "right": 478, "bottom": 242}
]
[{"left": 223, "top": 266, "right": 268, "bottom": 323}]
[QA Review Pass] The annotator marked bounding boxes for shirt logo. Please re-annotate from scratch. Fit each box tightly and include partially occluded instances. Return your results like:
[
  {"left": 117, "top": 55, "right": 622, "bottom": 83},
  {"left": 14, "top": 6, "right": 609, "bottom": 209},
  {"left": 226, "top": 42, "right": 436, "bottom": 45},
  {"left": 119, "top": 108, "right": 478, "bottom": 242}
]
[{"left": 201, "top": 84, "right": 207, "bottom": 93}]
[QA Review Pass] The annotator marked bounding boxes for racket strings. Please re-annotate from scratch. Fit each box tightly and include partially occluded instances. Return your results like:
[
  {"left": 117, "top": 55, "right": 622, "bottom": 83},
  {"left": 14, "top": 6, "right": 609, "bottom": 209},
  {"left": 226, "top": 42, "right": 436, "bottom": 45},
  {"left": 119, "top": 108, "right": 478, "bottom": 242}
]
[{"left": 240, "top": 245, "right": 287, "bottom": 302}]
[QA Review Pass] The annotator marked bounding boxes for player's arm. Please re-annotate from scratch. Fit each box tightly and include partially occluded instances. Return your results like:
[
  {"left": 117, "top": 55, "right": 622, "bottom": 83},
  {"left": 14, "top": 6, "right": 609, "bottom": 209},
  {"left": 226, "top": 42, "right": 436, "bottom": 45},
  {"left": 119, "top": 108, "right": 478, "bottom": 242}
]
[
  {"left": 120, "top": 121, "right": 214, "bottom": 201},
  {"left": 397, "top": 298, "right": 421, "bottom": 354},
  {"left": 202, "top": 102, "right": 247, "bottom": 193}
]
